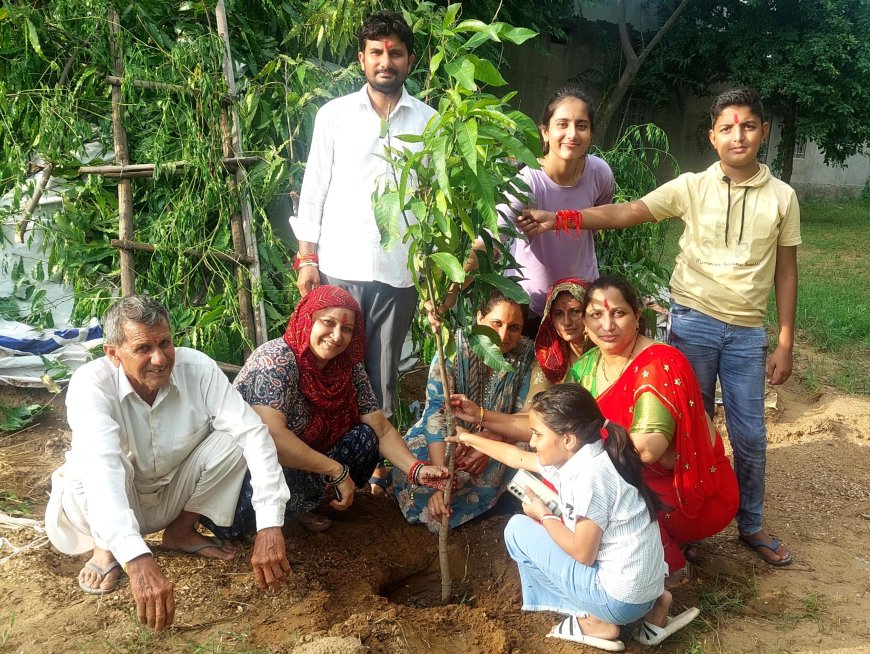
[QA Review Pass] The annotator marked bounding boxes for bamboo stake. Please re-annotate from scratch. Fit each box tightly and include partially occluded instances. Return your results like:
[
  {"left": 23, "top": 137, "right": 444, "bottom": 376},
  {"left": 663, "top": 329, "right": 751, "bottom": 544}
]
[
  {"left": 110, "top": 239, "right": 254, "bottom": 265},
  {"left": 215, "top": 0, "right": 268, "bottom": 346},
  {"left": 108, "top": 7, "right": 135, "bottom": 297},
  {"left": 78, "top": 157, "right": 256, "bottom": 178},
  {"left": 105, "top": 75, "right": 236, "bottom": 102}
]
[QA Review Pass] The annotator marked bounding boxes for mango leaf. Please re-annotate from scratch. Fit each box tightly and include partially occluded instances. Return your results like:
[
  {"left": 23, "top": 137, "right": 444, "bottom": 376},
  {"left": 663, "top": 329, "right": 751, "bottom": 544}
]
[
  {"left": 429, "top": 252, "right": 465, "bottom": 283},
  {"left": 470, "top": 56, "right": 507, "bottom": 87},
  {"left": 478, "top": 124, "right": 539, "bottom": 169},
  {"left": 441, "top": 325, "right": 457, "bottom": 362},
  {"left": 475, "top": 273, "right": 529, "bottom": 304},
  {"left": 455, "top": 118, "right": 478, "bottom": 174},
  {"left": 444, "top": 57, "right": 477, "bottom": 91},
  {"left": 469, "top": 167, "right": 498, "bottom": 233},
  {"left": 443, "top": 3, "right": 462, "bottom": 28},
  {"left": 456, "top": 19, "right": 501, "bottom": 42},
  {"left": 499, "top": 25, "right": 537, "bottom": 45},
  {"left": 373, "top": 190, "right": 401, "bottom": 249},
  {"left": 469, "top": 325, "right": 512, "bottom": 372},
  {"left": 429, "top": 49, "right": 443, "bottom": 76}
]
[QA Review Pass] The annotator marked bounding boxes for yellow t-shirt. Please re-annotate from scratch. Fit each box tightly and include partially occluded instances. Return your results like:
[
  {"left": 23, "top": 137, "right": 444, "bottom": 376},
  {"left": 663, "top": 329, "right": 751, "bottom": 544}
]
[{"left": 641, "top": 162, "right": 801, "bottom": 327}]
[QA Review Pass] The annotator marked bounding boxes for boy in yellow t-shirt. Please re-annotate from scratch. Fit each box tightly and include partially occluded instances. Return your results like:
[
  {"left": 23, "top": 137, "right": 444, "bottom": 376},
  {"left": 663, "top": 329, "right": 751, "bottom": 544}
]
[{"left": 517, "top": 87, "right": 799, "bottom": 566}]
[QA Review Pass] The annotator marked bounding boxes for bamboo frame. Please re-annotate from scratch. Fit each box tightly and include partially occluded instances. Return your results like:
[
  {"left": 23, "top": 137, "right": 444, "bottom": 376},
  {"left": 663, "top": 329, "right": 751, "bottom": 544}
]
[
  {"left": 108, "top": 7, "right": 136, "bottom": 297},
  {"left": 215, "top": 0, "right": 268, "bottom": 347},
  {"left": 96, "top": 5, "right": 267, "bottom": 351},
  {"left": 79, "top": 156, "right": 258, "bottom": 178}
]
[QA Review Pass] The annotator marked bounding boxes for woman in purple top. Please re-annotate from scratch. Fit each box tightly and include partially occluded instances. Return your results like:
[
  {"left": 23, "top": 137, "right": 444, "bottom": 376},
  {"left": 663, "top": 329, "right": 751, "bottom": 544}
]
[
  {"left": 499, "top": 86, "right": 614, "bottom": 334},
  {"left": 424, "top": 86, "right": 614, "bottom": 338}
]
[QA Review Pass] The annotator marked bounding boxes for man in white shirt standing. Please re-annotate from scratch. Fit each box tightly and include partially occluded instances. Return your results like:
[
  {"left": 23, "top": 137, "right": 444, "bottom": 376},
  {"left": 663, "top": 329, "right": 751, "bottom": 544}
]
[
  {"left": 291, "top": 11, "right": 437, "bottom": 419},
  {"left": 45, "top": 296, "right": 291, "bottom": 631}
]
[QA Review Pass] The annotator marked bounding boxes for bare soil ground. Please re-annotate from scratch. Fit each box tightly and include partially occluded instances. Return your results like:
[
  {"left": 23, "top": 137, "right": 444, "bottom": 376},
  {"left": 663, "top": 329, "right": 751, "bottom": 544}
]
[{"left": 1, "top": 349, "right": 869, "bottom": 654}]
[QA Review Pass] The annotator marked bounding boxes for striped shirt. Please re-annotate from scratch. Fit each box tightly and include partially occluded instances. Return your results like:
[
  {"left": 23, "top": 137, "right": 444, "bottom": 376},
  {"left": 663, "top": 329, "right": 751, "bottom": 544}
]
[{"left": 540, "top": 440, "right": 666, "bottom": 604}]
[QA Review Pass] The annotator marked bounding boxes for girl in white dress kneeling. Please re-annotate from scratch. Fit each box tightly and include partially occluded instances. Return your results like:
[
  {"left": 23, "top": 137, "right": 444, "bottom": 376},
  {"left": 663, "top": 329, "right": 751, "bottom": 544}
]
[{"left": 450, "top": 384, "right": 698, "bottom": 651}]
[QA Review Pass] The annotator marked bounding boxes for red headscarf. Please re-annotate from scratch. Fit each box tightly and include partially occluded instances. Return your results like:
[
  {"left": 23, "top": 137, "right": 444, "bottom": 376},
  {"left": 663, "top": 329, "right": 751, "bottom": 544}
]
[
  {"left": 535, "top": 277, "right": 589, "bottom": 383},
  {"left": 283, "top": 285, "right": 366, "bottom": 451}
]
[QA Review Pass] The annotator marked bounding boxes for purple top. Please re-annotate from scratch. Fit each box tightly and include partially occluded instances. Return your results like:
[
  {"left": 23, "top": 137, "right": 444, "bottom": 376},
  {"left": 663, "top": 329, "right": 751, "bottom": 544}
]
[{"left": 497, "top": 155, "right": 615, "bottom": 316}]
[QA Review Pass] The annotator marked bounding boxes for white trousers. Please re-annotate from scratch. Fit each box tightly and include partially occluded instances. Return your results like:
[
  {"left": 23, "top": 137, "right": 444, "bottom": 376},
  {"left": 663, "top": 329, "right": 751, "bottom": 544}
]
[{"left": 46, "top": 430, "right": 246, "bottom": 554}]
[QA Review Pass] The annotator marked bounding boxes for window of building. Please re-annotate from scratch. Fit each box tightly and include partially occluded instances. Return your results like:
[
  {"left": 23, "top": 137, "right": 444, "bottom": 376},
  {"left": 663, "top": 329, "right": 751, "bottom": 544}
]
[{"left": 793, "top": 138, "right": 807, "bottom": 159}]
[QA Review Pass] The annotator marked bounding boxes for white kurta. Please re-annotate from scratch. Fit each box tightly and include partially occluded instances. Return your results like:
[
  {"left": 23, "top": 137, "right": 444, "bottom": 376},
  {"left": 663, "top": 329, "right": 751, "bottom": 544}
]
[{"left": 45, "top": 348, "right": 290, "bottom": 565}]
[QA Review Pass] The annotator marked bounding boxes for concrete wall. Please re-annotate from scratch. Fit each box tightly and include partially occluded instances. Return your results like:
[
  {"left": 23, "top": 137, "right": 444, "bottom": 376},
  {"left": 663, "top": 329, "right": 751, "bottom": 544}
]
[{"left": 502, "top": 14, "right": 870, "bottom": 199}]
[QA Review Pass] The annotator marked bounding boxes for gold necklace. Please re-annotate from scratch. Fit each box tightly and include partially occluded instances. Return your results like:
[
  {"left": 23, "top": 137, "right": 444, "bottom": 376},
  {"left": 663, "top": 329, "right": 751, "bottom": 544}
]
[{"left": 601, "top": 335, "right": 638, "bottom": 382}]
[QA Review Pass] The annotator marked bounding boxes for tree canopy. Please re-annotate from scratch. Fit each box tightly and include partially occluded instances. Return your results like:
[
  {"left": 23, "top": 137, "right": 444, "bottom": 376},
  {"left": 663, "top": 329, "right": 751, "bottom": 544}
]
[{"left": 655, "top": 0, "right": 870, "bottom": 181}]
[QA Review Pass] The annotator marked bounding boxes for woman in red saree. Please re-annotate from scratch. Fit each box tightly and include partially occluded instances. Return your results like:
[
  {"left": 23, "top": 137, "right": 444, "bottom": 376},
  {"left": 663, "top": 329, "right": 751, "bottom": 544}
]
[{"left": 567, "top": 275, "right": 738, "bottom": 579}]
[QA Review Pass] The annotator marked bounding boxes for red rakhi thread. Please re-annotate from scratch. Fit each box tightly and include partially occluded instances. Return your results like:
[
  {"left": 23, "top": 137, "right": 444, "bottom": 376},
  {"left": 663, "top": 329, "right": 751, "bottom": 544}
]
[{"left": 554, "top": 209, "right": 583, "bottom": 237}]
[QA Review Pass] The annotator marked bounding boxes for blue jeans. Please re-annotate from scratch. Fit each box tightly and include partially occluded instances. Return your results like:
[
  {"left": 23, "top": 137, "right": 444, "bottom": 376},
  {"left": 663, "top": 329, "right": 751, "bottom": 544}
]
[
  {"left": 504, "top": 515, "right": 655, "bottom": 625},
  {"left": 668, "top": 302, "right": 767, "bottom": 536}
]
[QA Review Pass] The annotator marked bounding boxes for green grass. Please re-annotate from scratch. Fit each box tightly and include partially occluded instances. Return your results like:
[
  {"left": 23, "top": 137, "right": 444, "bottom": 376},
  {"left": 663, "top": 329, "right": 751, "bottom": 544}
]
[{"left": 658, "top": 198, "right": 870, "bottom": 394}]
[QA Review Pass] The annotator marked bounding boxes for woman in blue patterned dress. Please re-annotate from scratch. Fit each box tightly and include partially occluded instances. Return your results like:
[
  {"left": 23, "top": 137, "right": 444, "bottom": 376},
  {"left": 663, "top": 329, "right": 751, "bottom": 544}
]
[{"left": 391, "top": 291, "right": 536, "bottom": 531}]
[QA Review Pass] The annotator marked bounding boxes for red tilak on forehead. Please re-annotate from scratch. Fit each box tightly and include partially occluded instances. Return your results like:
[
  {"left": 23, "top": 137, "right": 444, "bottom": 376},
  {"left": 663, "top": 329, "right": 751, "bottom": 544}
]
[
  {"left": 339, "top": 314, "right": 352, "bottom": 326},
  {"left": 733, "top": 112, "right": 739, "bottom": 124},
  {"left": 603, "top": 298, "right": 610, "bottom": 310},
  {"left": 383, "top": 39, "right": 393, "bottom": 50}
]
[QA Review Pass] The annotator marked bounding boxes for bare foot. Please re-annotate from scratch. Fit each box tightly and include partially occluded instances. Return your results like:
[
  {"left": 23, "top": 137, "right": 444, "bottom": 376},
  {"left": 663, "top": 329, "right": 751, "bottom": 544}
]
[
  {"left": 78, "top": 548, "right": 123, "bottom": 594},
  {"left": 576, "top": 615, "right": 621, "bottom": 640},
  {"left": 644, "top": 590, "right": 672, "bottom": 628},
  {"left": 161, "top": 528, "right": 238, "bottom": 560}
]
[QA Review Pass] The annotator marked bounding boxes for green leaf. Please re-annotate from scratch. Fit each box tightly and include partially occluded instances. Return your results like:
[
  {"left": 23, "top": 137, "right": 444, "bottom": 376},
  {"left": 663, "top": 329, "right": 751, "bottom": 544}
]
[
  {"left": 429, "top": 252, "right": 465, "bottom": 283},
  {"left": 475, "top": 273, "right": 529, "bottom": 304},
  {"left": 477, "top": 124, "right": 539, "bottom": 169},
  {"left": 25, "top": 18, "right": 44, "bottom": 59},
  {"left": 455, "top": 118, "right": 478, "bottom": 174},
  {"left": 429, "top": 49, "right": 443, "bottom": 76},
  {"left": 444, "top": 57, "right": 477, "bottom": 91},
  {"left": 470, "top": 57, "right": 507, "bottom": 87},
  {"left": 443, "top": 3, "right": 462, "bottom": 28},
  {"left": 373, "top": 190, "right": 401, "bottom": 249},
  {"left": 499, "top": 25, "right": 537, "bottom": 45},
  {"left": 468, "top": 325, "right": 512, "bottom": 372}
]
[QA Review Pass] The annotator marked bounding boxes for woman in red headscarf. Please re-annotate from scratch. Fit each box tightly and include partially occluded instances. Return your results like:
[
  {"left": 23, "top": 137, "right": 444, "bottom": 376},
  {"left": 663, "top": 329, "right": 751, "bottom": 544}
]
[{"left": 206, "top": 286, "right": 447, "bottom": 535}]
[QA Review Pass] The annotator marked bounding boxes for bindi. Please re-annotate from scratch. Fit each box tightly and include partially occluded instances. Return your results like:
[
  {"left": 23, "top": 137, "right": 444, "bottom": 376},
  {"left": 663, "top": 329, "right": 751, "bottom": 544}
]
[
  {"left": 383, "top": 39, "right": 393, "bottom": 50},
  {"left": 603, "top": 298, "right": 610, "bottom": 310}
]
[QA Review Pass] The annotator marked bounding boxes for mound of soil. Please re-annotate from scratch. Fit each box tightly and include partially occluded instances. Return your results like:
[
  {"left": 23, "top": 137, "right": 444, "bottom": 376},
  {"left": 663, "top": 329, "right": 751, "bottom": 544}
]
[{"left": 1, "top": 366, "right": 869, "bottom": 653}]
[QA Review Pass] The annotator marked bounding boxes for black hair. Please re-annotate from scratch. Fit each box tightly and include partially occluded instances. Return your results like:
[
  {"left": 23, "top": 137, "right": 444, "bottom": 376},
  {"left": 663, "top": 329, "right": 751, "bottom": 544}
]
[
  {"left": 530, "top": 384, "right": 664, "bottom": 521},
  {"left": 540, "top": 85, "right": 595, "bottom": 155},
  {"left": 477, "top": 284, "right": 529, "bottom": 324},
  {"left": 582, "top": 275, "right": 648, "bottom": 337},
  {"left": 357, "top": 11, "right": 413, "bottom": 54},
  {"left": 709, "top": 87, "right": 764, "bottom": 126}
]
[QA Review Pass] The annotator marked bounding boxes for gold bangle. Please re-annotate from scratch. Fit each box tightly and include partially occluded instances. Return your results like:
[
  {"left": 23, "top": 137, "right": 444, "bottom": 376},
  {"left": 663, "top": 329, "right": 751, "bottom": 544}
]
[{"left": 478, "top": 406, "right": 485, "bottom": 431}]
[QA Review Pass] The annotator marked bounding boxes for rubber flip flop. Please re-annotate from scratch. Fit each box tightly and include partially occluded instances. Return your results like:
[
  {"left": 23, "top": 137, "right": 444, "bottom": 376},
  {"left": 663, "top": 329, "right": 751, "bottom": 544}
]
[
  {"left": 633, "top": 607, "right": 700, "bottom": 646},
  {"left": 739, "top": 534, "right": 793, "bottom": 566},
  {"left": 78, "top": 560, "right": 124, "bottom": 595},
  {"left": 546, "top": 616, "right": 625, "bottom": 652}
]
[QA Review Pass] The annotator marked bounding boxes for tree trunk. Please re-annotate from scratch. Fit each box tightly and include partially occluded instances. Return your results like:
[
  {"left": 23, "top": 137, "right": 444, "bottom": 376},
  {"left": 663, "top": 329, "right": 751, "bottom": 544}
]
[
  {"left": 595, "top": 0, "right": 690, "bottom": 146},
  {"left": 777, "top": 98, "right": 797, "bottom": 184}
]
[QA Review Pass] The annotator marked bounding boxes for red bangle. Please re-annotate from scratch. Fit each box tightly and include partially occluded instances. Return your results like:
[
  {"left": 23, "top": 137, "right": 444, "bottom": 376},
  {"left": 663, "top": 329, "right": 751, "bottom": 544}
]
[
  {"left": 407, "top": 460, "right": 427, "bottom": 485},
  {"left": 293, "top": 252, "right": 319, "bottom": 270}
]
